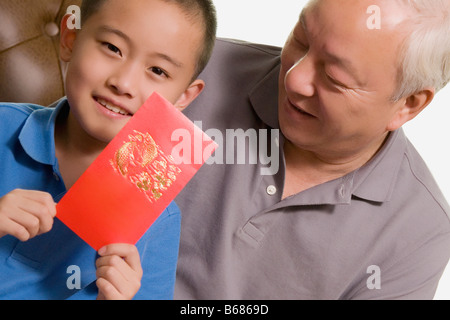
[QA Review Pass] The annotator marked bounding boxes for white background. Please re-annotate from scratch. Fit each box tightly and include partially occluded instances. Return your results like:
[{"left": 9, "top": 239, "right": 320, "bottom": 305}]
[{"left": 212, "top": 0, "right": 450, "bottom": 300}]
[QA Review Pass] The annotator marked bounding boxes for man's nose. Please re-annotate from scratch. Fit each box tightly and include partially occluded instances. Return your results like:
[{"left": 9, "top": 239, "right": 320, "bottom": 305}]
[
  {"left": 284, "top": 55, "right": 316, "bottom": 98},
  {"left": 106, "top": 62, "right": 141, "bottom": 98}
]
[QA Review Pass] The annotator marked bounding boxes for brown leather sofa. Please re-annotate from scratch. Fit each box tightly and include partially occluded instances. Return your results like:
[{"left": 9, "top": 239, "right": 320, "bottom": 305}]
[{"left": 0, "top": 0, "right": 82, "bottom": 105}]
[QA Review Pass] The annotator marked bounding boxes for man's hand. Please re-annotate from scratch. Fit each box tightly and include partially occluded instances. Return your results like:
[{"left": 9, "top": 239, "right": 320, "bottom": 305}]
[
  {"left": 0, "top": 189, "right": 57, "bottom": 241},
  {"left": 96, "top": 244, "right": 143, "bottom": 300}
]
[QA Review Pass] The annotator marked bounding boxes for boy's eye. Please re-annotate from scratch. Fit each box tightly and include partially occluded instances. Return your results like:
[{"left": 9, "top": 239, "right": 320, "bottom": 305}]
[
  {"left": 150, "top": 67, "right": 168, "bottom": 78},
  {"left": 103, "top": 42, "right": 122, "bottom": 56}
]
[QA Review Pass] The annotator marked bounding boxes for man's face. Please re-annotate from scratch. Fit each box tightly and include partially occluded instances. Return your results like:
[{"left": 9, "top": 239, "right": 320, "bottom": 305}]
[
  {"left": 278, "top": 0, "right": 410, "bottom": 161},
  {"left": 62, "top": 0, "right": 204, "bottom": 143}
]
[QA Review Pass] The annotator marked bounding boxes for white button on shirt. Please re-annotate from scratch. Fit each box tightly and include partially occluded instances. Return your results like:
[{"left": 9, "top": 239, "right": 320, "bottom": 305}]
[{"left": 266, "top": 185, "right": 277, "bottom": 196}]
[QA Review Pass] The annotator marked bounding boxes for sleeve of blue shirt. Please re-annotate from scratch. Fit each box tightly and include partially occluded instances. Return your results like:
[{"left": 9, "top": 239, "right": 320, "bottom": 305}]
[{"left": 134, "top": 201, "right": 181, "bottom": 300}]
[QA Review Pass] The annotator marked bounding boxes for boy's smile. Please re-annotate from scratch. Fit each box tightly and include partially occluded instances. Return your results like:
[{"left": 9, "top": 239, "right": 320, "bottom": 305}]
[
  {"left": 59, "top": 0, "right": 205, "bottom": 145},
  {"left": 95, "top": 96, "right": 133, "bottom": 117}
]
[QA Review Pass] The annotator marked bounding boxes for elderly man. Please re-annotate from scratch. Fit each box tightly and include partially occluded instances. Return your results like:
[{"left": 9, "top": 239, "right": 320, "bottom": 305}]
[{"left": 174, "top": 0, "right": 450, "bottom": 299}]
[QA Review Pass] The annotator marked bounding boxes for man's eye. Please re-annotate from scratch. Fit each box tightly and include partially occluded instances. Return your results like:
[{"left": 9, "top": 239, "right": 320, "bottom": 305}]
[
  {"left": 293, "top": 35, "right": 309, "bottom": 51},
  {"left": 150, "top": 67, "right": 168, "bottom": 78},
  {"left": 326, "top": 73, "right": 347, "bottom": 88}
]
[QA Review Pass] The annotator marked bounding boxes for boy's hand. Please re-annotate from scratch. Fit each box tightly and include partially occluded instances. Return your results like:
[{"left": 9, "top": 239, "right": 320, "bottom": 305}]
[
  {"left": 0, "top": 189, "right": 57, "bottom": 241},
  {"left": 96, "top": 244, "right": 143, "bottom": 300}
]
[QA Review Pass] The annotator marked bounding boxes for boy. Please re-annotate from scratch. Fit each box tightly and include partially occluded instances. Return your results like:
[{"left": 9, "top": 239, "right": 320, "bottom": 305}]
[{"left": 0, "top": 0, "right": 216, "bottom": 300}]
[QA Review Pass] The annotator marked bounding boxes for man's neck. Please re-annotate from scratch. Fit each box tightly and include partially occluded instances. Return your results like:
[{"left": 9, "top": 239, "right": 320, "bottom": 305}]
[{"left": 282, "top": 133, "right": 389, "bottom": 199}]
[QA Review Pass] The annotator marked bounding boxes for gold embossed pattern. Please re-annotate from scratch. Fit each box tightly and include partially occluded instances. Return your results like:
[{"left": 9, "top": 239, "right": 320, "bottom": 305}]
[{"left": 111, "top": 130, "right": 181, "bottom": 203}]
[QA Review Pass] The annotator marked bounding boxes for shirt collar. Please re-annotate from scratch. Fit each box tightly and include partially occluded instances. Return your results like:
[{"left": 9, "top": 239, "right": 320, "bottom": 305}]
[
  {"left": 18, "top": 98, "right": 68, "bottom": 166},
  {"left": 249, "top": 62, "right": 281, "bottom": 129},
  {"left": 266, "top": 130, "right": 406, "bottom": 210},
  {"left": 351, "top": 129, "right": 406, "bottom": 203}
]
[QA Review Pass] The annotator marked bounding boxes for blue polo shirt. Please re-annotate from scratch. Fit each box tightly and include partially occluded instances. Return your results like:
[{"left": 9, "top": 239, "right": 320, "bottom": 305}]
[{"left": 0, "top": 99, "right": 181, "bottom": 300}]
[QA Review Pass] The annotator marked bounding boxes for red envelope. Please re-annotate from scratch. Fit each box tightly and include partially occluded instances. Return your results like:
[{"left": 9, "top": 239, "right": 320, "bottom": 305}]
[{"left": 56, "top": 92, "right": 217, "bottom": 250}]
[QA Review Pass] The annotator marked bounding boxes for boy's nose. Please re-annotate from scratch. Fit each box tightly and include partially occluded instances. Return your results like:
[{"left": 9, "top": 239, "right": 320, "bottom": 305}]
[{"left": 106, "top": 63, "right": 140, "bottom": 98}]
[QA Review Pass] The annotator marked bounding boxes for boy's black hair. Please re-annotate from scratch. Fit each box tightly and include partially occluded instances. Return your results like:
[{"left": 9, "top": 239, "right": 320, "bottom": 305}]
[{"left": 80, "top": 0, "right": 217, "bottom": 80}]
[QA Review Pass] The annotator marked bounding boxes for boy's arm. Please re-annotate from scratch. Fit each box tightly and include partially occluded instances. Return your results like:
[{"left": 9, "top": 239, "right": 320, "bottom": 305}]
[{"left": 0, "top": 189, "right": 56, "bottom": 241}]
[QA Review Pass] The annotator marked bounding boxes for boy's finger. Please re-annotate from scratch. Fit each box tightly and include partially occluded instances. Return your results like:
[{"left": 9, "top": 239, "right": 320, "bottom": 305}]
[
  {"left": 96, "top": 277, "right": 122, "bottom": 300},
  {"left": 98, "top": 244, "right": 142, "bottom": 274},
  {"left": 16, "top": 201, "right": 55, "bottom": 235},
  {"left": 96, "top": 255, "right": 129, "bottom": 276},
  {"left": 0, "top": 216, "right": 30, "bottom": 241},
  {"left": 96, "top": 262, "right": 141, "bottom": 299},
  {"left": 21, "top": 190, "right": 57, "bottom": 218},
  {"left": 9, "top": 209, "right": 42, "bottom": 239}
]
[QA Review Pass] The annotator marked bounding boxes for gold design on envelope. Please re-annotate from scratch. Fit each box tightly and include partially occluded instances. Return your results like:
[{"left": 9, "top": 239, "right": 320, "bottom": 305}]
[{"left": 111, "top": 130, "right": 181, "bottom": 203}]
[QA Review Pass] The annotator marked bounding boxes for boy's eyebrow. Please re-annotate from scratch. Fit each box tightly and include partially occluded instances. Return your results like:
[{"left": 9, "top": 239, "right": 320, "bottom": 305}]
[
  {"left": 98, "top": 25, "right": 132, "bottom": 45},
  {"left": 97, "top": 25, "right": 184, "bottom": 69},
  {"left": 153, "top": 53, "right": 183, "bottom": 69}
]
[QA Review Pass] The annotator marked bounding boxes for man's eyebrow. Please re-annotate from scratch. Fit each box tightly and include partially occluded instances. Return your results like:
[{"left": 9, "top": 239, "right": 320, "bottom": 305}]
[
  {"left": 299, "top": 9, "right": 308, "bottom": 34},
  {"left": 325, "top": 52, "right": 355, "bottom": 72},
  {"left": 324, "top": 50, "right": 365, "bottom": 85}
]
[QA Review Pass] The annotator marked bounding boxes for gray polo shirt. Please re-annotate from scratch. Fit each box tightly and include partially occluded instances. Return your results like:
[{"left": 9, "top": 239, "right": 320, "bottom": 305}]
[{"left": 174, "top": 39, "right": 450, "bottom": 299}]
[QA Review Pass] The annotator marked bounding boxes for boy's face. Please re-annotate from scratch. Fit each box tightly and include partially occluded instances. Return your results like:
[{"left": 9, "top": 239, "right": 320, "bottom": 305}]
[{"left": 60, "top": 0, "right": 204, "bottom": 143}]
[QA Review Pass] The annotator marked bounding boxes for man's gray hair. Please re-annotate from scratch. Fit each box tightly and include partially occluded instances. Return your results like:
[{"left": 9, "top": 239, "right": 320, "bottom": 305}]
[{"left": 393, "top": 0, "right": 450, "bottom": 101}]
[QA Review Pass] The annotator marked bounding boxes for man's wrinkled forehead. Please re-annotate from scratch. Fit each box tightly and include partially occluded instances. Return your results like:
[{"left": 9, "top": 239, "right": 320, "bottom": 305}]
[
  {"left": 302, "top": 0, "right": 413, "bottom": 29},
  {"left": 299, "top": 0, "right": 363, "bottom": 27}
]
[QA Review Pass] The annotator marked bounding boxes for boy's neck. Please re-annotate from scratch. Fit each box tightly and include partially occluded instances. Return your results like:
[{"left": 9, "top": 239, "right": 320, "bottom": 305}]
[{"left": 55, "top": 109, "right": 107, "bottom": 190}]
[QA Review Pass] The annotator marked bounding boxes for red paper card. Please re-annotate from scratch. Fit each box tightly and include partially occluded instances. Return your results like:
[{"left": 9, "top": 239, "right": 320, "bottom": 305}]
[{"left": 56, "top": 92, "right": 217, "bottom": 250}]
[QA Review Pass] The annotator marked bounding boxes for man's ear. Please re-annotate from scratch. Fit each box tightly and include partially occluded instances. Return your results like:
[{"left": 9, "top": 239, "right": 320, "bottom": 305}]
[
  {"left": 174, "top": 79, "right": 205, "bottom": 111},
  {"left": 386, "top": 87, "right": 435, "bottom": 131},
  {"left": 59, "top": 14, "right": 78, "bottom": 62}
]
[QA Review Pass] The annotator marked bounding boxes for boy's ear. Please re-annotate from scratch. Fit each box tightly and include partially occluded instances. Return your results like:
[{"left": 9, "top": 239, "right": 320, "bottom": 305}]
[
  {"left": 386, "top": 87, "right": 435, "bottom": 132},
  {"left": 174, "top": 79, "right": 205, "bottom": 112},
  {"left": 59, "top": 14, "right": 78, "bottom": 62}
]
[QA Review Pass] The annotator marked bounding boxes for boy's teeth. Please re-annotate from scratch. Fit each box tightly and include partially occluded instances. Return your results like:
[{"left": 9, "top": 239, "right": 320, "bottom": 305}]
[{"left": 97, "top": 98, "right": 129, "bottom": 115}]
